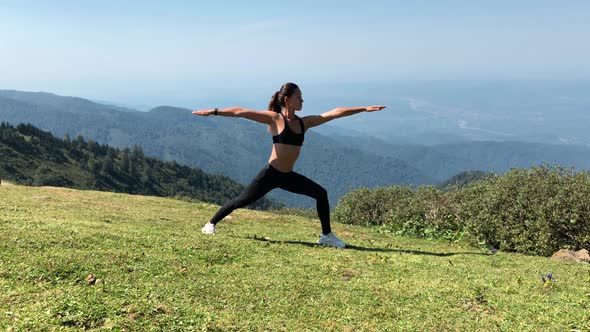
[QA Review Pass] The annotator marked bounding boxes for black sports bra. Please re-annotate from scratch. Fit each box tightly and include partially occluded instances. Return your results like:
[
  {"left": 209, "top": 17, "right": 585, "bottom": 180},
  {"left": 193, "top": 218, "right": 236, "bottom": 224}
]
[{"left": 272, "top": 113, "right": 305, "bottom": 146}]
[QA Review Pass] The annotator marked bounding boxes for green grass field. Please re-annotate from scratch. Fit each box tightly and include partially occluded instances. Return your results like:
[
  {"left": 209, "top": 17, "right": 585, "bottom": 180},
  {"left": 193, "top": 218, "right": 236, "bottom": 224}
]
[{"left": 1, "top": 184, "right": 589, "bottom": 331}]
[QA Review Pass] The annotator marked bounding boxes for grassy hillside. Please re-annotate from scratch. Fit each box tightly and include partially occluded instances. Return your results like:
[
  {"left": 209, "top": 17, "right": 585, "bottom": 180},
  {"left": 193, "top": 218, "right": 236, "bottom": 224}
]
[{"left": 1, "top": 184, "right": 589, "bottom": 330}]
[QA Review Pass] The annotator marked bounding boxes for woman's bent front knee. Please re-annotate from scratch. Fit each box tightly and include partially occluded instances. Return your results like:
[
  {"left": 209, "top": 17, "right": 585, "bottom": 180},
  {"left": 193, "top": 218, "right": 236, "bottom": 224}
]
[{"left": 316, "top": 186, "right": 328, "bottom": 201}]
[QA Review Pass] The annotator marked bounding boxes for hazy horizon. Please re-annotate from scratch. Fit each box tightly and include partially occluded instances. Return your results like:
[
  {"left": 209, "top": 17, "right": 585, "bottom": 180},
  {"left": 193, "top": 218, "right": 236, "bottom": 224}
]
[{"left": 2, "top": 78, "right": 590, "bottom": 112}]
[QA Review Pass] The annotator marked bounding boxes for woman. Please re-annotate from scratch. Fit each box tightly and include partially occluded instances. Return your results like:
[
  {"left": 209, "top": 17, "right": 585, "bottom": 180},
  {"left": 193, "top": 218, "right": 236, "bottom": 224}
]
[{"left": 192, "top": 82, "right": 386, "bottom": 248}]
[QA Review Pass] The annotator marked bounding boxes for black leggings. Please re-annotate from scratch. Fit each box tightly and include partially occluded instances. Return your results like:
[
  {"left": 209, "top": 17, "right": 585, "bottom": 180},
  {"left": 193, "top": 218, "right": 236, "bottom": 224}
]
[{"left": 210, "top": 164, "right": 331, "bottom": 235}]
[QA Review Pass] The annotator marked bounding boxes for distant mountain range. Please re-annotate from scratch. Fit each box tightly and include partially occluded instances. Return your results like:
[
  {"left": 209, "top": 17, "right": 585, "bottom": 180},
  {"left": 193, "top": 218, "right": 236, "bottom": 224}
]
[
  {"left": 2, "top": 88, "right": 590, "bottom": 207},
  {"left": 321, "top": 133, "right": 590, "bottom": 181},
  {"left": 0, "top": 90, "right": 430, "bottom": 207}
]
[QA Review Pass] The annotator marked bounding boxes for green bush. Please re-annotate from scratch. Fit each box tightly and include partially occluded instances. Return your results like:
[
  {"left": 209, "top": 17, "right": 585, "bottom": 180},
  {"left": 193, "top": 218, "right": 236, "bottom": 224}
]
[
  {"left": 460, "top": 166, "right": 590, "bottom": 256},
  {"left": 33, "top": 166, "right": 74, "bottom": 187},
  {"left": 333, "top": 186, "right": 414, "bottom": 226},
  {"left": 414, "top": 186, "right": 463, "bottom": 240},
  {"left": 334, "top": 165, "right": 590, "bottom": 256},
  {"left": 334, "top": 185, "right": 463, "bottom": 240}
]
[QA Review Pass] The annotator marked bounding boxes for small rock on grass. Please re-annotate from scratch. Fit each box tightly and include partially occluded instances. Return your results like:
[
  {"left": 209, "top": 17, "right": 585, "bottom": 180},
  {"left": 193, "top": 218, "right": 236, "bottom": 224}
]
[
  {"left": 551, "top": 249, "right": 590, "bottom": 263},
  {"left": 85, "top": 274, "right": 105, "bottom": 285},
  {"left": 85, "top": 274, "right": 97, "bottom": 285},
  {"left": 576, "top": 249, "right": 590, "bottom": 263}
]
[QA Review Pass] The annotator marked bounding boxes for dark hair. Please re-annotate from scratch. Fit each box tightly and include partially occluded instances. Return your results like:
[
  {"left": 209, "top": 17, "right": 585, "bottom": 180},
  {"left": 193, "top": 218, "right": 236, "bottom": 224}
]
[{"left": 268, "top": 82, "right": 299, "bottom": 113}]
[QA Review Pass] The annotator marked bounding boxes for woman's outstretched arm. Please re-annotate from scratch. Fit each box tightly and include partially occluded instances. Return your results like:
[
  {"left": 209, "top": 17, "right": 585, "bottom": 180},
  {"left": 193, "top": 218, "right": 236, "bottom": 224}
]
[
  {"left": 192, "top": 107, "right": 277, "bottom": 125},
  {"left": 303, "top": 105, "right": 386, "bottom": 129}
]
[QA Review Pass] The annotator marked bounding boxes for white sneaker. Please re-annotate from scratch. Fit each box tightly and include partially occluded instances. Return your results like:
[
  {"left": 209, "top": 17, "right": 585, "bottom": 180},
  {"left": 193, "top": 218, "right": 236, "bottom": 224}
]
[
  {"left": 317, "top": 232, "right": 346, "bottom": 248},
  {"left": 201, "top": 222, "right": 216, "bottom": 234}
]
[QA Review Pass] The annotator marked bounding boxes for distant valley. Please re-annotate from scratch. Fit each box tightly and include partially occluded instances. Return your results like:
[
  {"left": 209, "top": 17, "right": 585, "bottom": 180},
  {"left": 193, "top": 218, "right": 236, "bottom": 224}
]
[{"left": 306, "top": 80, "right": 590, "bottom": 146}]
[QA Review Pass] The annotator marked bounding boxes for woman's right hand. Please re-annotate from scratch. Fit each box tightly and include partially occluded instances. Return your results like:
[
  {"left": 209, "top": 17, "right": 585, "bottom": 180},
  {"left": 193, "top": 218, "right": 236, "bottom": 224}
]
[
  {"left": 365, "top": 105, "right": 387, "bottom": 112},
  {"left": 192, "top": 109, "right": 215, "bottom": 116}
]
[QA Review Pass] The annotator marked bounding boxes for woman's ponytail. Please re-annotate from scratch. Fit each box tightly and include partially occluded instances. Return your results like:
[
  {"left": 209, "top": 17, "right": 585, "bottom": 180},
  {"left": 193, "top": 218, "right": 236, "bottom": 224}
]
[{"left": 268, "top": 91, "right": 282, "bottom": 113}]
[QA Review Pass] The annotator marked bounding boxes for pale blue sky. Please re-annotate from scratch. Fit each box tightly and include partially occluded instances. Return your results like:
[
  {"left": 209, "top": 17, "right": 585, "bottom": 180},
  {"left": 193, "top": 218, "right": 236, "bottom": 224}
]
[{"left": 1, "top": 0, "right": 589, "bottom": 106}]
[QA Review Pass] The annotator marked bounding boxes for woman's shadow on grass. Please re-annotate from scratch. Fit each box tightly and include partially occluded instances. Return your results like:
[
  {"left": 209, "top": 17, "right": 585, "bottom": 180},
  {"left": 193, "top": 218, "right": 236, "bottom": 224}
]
[{"left": 237, "top": 235, "right": 489, "bottom": 257}]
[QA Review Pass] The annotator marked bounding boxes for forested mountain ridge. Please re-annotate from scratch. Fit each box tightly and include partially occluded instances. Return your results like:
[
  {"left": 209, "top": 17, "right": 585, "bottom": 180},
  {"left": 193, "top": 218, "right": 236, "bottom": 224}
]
[{"left": 0, "top": 122, "right": 277, "bottom": 210}]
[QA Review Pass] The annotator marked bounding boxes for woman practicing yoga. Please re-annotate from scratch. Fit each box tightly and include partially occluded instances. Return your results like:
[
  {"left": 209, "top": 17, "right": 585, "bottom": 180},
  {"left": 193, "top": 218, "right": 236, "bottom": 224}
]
[{"left": 192, "top": 82, "right": 386, "bottom": 248}]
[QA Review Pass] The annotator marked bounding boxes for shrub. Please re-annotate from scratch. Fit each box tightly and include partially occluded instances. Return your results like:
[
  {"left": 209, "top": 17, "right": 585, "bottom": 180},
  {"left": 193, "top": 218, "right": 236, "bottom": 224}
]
[
  {"left": 461, "top": 166, "right": 590, "bottom": 256},
  {"left": 334, "top": 165, "right": 590, "bottom": 256},
  {"left": 33, "top": 166, "right": 74, "bottom": 187},
  {"left": 333, "top": 186, "right": 414, "bottom": 226}
]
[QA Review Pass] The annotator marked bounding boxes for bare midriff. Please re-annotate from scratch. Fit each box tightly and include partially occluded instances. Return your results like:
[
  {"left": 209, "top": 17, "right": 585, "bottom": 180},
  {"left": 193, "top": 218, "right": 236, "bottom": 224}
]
[{"left": 268, "top": 143, "right": 301, "bottom": 173}]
